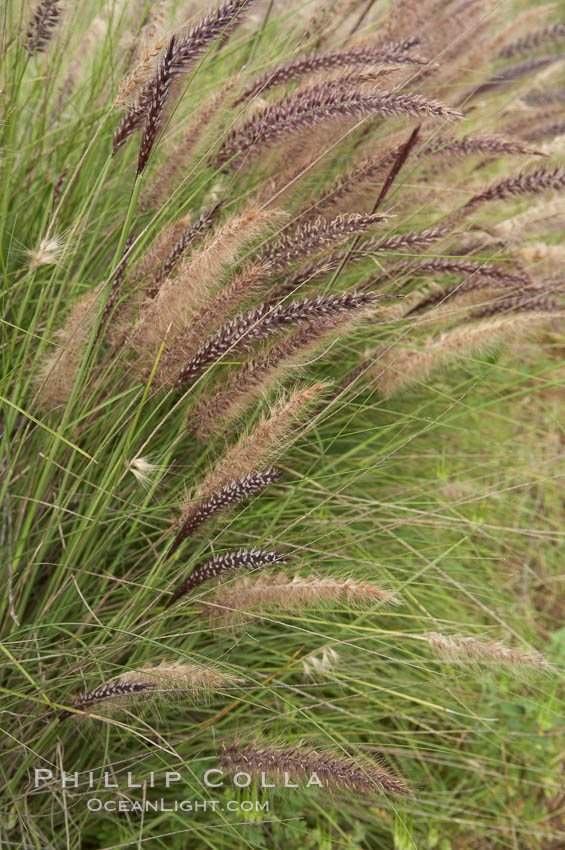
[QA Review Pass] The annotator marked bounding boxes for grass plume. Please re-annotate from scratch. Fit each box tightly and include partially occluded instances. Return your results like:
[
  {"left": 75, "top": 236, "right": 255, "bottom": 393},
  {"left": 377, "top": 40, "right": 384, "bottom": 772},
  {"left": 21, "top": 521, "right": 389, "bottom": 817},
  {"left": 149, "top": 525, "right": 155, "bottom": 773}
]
[
  {"left": 218, "top": 741, "right": 412, "bottom": 797},
  {"left": 174, "top": 292, "right": 378, "bottom": 386},
  {"left": 129, "top": 208, "right": 277, "bottom": 376},
  {"left": 215, "top": 86, "right": 461, "bottom": 169},
  {"left": 5, "top": 0, "right": 565, "bottom": 843},
  {"left": 24, "top": 0, "right": 61, "bottom": 55},
  {"left": 191, "top": 310, "right": 374, "bottom": 436},
  {"left": 168, "top": 467, "right": 282, "bottom": 557},
  {"left": 60, "top": 662, "right": 240, "bottom": 720},
  {"left": 193, "top": 383, "right": 328, "bottom": 498},
  {"left": 206, "top": 573, "right": 398, "bottom": 626},
  {"left": 425, "top": 633, "right": 550, "bottom": 670},
  {"left": 113, "top": 0, "right": 257, "bottom": 158},
  {"left": 233, "top": 41, "right": 427, "bottom": 105},
  {"left": 36, "top": 287, "right": 102, "bottom": 409},
  {"left": 465, "top": 164, "right": 565, "bottom": 210},
  {"left": 166, "top": 547, "right": 288, "bottom": 608},
  {"left": 257, "top": 214, "right": 386, "bottom": 271},
  {"left": 368, "top": 313, "right": 557, "bottom": 396},
  {"left": 498, "top": 22, "right": 565, "bottom": 59},
  {"left": 154, "top": 262, "right": 270, "bottom": 390}
]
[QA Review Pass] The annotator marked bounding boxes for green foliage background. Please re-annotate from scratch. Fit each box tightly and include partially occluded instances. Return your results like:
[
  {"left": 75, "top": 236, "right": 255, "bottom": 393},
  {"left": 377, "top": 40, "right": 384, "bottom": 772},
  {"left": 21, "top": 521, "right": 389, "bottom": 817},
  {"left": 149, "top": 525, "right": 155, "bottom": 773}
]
[{"left": 1, "top": 1, "right": 565, "bottom": 848}]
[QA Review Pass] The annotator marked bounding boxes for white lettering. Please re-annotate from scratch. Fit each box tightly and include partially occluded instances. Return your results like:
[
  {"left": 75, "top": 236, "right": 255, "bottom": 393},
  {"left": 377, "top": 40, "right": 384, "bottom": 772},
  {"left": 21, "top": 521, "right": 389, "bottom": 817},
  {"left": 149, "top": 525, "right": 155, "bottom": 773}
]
[
  {"left": 103, "top": 773, "right": 117, "bottom": 788},
  {"left": 127, "top": 772, "right": 141, "bottom": 788},
  {"left": 234, "top": 771, "right": 251, "bottom": 787},
  {"left": 284, "top": 772, "right": 298, "bottom": 788},
  {"left": 204, "top": 769, "right": 224, "bottom": 788},
  {"left": 34, "top": 769, "right": 53, "bottom": 787},
  {"left": 62, "top": 772, "right": 78, "bottom": 788}
]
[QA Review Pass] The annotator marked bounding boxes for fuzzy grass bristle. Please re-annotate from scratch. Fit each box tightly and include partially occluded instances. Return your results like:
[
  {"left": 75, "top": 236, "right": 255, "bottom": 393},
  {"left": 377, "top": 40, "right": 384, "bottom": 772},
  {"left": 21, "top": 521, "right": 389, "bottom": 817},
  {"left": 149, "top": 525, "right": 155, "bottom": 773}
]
[
  {"left": 419, "top": 134, "right": 544, "bottom": 160},
  {"left": 498, "top": 22, "right": 565, "bottom": 59},
  {"left": 303, "top": 647, "right": 340, "bottom": 679},
  {"left": 425, "top": 633, "right": 550, "bottom": 670},
  {"left": 466, "top": 291, "right": 563, "bottom": 321},
  {"left": 168, "top": 467, "right": 282, "bottom": 557},
  {"left": 155, "top": 262, "right": 270, "bottom": 390},
  {"left": 128, "top": 208, "right": 280, "bottom": 376},
  {"left": 256, "top": 214, "right": 387, "bottom": 271},
  {"left": 190, "top": 306, "right": 375, "bottom": 436},
  {"left": 215, "top": 86, "right": 461, "bottom": 170},
  {"left": 24, "top": 0, "right": 61, "bottom": 55},
  {"left": 28, "top": 236, "right": 63, "bottom": 269},
  {"left": 113, "top": 0, "right": 258, "bottom": 158},
  {"left": 35, "top": 286, "right": 102, "bottom": 409},
  {"left": 466, "top": 164, "right": 565, "bottom": 210},
  {"left": 233, "top": 42, "right": 428, "bottom": 105},
  {"left": 205, "top": 573, "right": 399, "bottom": 626},
  {"left": 174, "top": 292, "right": 378, "bottom": 386},
  {"left": 358, "top": 225, "right": 450, "bottom": 262},
  {"left": 127, "top": 456, "right": 160, "bottom": 489},
  {"left": 114, "top": 36, "right": 166, "bottom": 109},
  {"left": 59, "top": 662, "right": 239, "bottom": 720},
  {"left": 192, "top": 383, "right": 329, "bottom": 500},
  {"left": 218, "top": 741, "right": 412, "bottom": 797},
  {"left": 166, "top": 547, "right": 288, "bottom": 607},
  {"left": 367, "top": 312, "right": 557, "bottom": 396},
  {"left": 402, "top": 262, "right": 532, "bottom": 316},
  {"left": 147, "top": 202, "right": 224, "bottom": 298}
]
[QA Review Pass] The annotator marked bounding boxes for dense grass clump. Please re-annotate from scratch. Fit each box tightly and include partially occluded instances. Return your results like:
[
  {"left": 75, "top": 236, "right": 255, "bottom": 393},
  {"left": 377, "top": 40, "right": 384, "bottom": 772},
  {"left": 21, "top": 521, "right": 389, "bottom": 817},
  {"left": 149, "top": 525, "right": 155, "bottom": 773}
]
[{"left": 2, "top": 0, "right": 565, "bottom": 847}]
